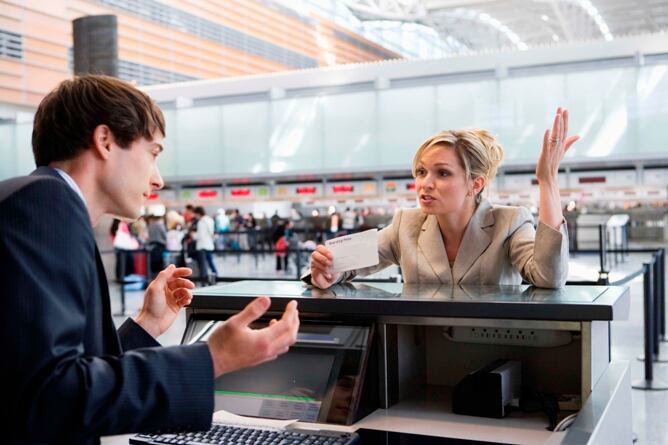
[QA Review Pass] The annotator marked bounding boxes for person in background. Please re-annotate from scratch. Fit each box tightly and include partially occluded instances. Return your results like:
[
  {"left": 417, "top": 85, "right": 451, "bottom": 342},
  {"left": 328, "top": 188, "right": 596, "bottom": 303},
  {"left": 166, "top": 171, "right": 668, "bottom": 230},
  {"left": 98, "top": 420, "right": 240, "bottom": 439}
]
[
  {"left": 328, "top": 207, "right": 340, "bottom": 239},
  {"left": 309, "top": 108, "right": 577, "bottom": 289},
  {"left": 342, "top": 207, "right": 356, "bottom": 234},
  {"left": 244, "top": 212, "right": 258, "bottom": 251},
  {"left": 147, "top": 214, "right": 167, "bottom": 278},
  {"left": 0, "top": 75, "right": 299, "bottom": 444},
  {"left": 194, "top": 206, "right": 218, "bottom": 282},
  {"left": 110, "top": 218, "right": 136, "bottom": 279},
  {"left": 183, "top": 204, "right": 195, "bottom": 224},
  {"left": 165, "top": 211, "right": 186, "bottom": 267},
  {"left": 273, "top": 220, "right": 289, "bottom": 272}
]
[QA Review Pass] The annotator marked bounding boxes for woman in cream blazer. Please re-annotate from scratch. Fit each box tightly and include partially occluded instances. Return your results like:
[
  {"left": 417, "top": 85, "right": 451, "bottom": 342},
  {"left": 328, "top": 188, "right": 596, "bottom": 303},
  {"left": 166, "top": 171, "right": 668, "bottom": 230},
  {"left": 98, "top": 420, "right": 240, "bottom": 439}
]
[{"left": 309, "top": 108, "right": 577, "bottom": 289}]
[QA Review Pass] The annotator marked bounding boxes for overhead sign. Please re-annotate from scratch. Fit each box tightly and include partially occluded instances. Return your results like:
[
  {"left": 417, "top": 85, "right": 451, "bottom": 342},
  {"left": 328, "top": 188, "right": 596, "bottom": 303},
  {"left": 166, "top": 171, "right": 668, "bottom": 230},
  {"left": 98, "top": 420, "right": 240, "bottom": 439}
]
[
  {"left": 328, "top": 181, "right": 376, "bottom": 197},
  {"left": 226, "top": 185, "right": 271, "bottom": 200},
  {"left": 275, "top": 183, "right": 323, "bottom": 198},
  {"left": 383, "top": 179, "right": 415, "bottom": 195},
  {"left": 180, "top": 188, "right": 222, "bottom": 201}
]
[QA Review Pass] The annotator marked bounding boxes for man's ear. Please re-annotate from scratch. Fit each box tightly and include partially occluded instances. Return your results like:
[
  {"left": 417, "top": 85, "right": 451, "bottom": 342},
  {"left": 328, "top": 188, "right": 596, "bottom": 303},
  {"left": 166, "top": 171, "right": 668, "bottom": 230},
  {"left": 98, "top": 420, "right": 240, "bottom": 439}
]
[{"left": 91, "top": 125, "right": 114, "bottom": 160}]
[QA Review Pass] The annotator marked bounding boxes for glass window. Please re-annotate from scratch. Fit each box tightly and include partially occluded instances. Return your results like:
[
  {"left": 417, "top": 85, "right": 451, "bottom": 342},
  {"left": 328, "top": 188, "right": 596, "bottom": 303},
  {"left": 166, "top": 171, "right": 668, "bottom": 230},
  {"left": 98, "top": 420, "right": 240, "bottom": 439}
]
[
  {"left": 321, "top": 92, "right": 376, "bottom": 170},
  {"left": 15, "top": 123, "right": 34, "bottom": 175},
  {"left": 565, "top": 68, "right": 636, "bottom": 159},
  {"left": 498, "top": 74, "right": 565, "bottom": 162},
  {"left": 269, "top": 97, "right": 323, "bottom": 173},
  {"left": 222, "top": 102, "right": 269, "bottom": 175},
  {"left": 377, "top": 86, "right": 436, "bottom": 169},
  {"left": 635, "top": 65, "right": 668, "bottom": 156},
  {"left": 175, "top": 106, "right": 223, "bottom": 176},
  {"left": 0, "top": 124, "right": 16, "bottom": 180}
]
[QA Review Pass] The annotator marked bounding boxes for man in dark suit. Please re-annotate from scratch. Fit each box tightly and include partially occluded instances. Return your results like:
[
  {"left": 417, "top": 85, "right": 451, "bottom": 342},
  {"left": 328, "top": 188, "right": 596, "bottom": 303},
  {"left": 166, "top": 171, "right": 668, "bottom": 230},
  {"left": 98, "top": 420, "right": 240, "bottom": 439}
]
[{"left": 0, "top": 75, "right": 299, "bottom": 444}]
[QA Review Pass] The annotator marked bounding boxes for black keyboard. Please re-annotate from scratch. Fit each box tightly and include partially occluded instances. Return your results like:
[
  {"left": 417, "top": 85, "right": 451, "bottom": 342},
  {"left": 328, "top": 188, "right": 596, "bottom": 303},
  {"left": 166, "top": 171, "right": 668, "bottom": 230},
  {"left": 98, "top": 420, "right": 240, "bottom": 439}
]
[{"left": 129, "top": 423, "right": 359, "bottom": 445}]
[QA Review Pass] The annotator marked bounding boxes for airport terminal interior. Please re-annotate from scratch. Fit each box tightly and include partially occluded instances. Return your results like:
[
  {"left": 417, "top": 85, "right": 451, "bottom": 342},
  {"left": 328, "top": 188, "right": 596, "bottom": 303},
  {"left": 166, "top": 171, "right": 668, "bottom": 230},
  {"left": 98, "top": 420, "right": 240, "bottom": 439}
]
[{"left": 1, "top": 0, "right": 668, "bottom": 444}]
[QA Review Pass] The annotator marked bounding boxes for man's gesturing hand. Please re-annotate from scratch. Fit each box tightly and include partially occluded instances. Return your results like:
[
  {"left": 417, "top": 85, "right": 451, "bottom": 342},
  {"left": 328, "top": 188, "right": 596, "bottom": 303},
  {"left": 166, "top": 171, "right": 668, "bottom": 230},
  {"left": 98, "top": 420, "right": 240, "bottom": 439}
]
[{"left": 207, "top": 297, "right": 299, "bottom": 377}]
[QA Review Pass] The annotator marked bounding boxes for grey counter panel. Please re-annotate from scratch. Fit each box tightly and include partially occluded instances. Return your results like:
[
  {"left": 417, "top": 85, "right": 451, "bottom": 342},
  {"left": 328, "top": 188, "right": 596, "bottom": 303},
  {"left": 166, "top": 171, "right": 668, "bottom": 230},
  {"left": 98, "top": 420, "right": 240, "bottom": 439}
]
[{"left": 192, "top": 281, "right": 630, "bottom": 321}]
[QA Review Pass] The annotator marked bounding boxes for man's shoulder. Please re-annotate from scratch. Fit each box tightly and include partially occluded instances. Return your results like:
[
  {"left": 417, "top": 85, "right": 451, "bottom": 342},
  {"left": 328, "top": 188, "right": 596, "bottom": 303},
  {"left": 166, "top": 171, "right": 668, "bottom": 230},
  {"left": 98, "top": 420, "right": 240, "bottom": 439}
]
[
  {"left": 0, "top": 174, "right": 65, "bottom": 205},
  {"left": 0, "top": 173, "right": 85, "bottom": 221}
]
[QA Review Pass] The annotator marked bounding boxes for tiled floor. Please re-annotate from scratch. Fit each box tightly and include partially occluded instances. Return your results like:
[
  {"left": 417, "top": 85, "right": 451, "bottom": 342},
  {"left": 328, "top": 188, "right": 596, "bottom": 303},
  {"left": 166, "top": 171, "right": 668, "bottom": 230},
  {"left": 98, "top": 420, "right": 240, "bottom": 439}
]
[{"left": 107, "top": 248, "right": 668, "bottom": 444}]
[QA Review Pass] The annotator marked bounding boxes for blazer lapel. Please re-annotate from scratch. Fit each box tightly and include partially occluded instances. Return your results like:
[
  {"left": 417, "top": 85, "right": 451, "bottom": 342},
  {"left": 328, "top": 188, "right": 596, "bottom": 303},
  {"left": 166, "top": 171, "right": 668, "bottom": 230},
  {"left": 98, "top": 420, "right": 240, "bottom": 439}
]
[
  {"left": 452, "top": 200, "right": 495, "bottom": 283},
  {"left": 417, "top": 215, "right": 451, "bottom": 283}
]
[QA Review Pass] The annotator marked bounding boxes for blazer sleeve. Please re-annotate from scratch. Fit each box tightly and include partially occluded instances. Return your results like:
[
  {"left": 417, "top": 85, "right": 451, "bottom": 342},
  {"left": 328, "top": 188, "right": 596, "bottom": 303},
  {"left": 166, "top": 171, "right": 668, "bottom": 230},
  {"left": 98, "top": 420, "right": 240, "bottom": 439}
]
[
  {"left": 117, "top": 318, "right": 161, "bottom": 350},
  {"left": 507, "top": 206, "right": 570, "bottom": 288},
  {"left": 1, "top": 180, "right": 213, "bottom": 440}
]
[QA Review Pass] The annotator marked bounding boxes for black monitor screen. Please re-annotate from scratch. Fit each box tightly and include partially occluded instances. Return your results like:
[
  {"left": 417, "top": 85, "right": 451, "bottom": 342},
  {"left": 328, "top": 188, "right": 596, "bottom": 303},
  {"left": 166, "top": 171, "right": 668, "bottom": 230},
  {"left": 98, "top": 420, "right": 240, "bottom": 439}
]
[{"left": 190, "top": 321, "right": 372, "bottom": 425}]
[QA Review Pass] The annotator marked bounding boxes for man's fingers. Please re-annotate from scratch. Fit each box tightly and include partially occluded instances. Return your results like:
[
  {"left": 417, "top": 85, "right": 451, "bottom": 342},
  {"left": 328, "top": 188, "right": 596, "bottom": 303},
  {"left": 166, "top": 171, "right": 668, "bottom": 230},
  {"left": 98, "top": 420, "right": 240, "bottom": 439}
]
[
  {"left": 260, "top": 301, "right": 299, "bottom": 340},
  {"left": 230, "top": 296, "right": 271, "bottom": 327},
  {"left": 170, "top": 264, "right": 193, "bottom": 277},
  {"left": 168, "top": 277, "right": 195, "bottom": 290},
  {"left": 173, "top": 288, "right": 192, "bottom": 301},
  {"left": 282, "top": 300, "right": 299, "bottom": 319},
  {"left": 152, "top": 264, "right": 176, "bottom": 285}
]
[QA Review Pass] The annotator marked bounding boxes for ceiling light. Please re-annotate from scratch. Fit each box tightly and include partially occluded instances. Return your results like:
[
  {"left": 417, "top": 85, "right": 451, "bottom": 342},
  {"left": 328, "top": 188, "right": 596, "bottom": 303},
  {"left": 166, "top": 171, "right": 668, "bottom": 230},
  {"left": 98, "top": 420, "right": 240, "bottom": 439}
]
[
  {"left": 552, "top": 34, "right": 560, "bottom": 42},
  {"left": 541, "top": 14, "right": 549, "bottom": 21}
]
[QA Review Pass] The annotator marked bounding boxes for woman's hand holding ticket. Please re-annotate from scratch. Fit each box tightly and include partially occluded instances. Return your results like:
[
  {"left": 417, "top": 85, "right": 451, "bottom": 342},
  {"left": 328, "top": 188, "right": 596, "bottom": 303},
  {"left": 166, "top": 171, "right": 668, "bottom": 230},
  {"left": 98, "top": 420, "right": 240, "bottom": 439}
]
[{"left": 310, "top": 245, "right": 342, "bottom": 289}]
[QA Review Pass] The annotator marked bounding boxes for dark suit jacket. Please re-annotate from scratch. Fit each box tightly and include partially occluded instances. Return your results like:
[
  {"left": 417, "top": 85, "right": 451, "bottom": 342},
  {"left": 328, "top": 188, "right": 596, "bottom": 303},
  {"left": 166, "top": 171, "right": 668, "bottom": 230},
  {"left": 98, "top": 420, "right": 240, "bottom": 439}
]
[{"left": 0, "top": 168, "right": 214, "bottom": 444}]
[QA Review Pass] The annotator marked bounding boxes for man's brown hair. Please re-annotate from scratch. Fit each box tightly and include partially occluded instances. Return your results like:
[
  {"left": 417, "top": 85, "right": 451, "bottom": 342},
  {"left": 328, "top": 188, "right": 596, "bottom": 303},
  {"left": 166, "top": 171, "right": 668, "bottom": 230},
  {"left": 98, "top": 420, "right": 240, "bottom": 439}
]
[{"left": 32, "top": 74, "right": 165, "bottom": 166}]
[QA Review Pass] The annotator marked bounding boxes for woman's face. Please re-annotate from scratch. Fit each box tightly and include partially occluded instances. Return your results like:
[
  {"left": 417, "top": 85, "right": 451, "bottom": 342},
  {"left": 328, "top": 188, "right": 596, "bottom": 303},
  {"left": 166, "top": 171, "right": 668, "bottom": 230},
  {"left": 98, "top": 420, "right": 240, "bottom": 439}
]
[{"left": 415, "top": 145, "right": 475, "bottom": 216}]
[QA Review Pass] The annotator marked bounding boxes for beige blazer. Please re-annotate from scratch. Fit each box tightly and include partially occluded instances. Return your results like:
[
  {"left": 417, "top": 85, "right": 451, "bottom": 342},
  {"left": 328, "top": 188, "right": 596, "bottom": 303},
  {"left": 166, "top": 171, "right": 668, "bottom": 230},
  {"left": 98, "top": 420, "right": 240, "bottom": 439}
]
[{"left": 342, "top": 200, "right": 569, "bottom": 288}]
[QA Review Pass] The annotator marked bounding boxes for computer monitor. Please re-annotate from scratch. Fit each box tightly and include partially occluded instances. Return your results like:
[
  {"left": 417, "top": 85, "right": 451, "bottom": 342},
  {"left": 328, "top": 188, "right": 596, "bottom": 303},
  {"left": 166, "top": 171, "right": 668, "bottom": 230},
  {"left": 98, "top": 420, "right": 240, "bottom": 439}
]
[{"left": 186, "top": 319, "right": 374, "bottom": 425}]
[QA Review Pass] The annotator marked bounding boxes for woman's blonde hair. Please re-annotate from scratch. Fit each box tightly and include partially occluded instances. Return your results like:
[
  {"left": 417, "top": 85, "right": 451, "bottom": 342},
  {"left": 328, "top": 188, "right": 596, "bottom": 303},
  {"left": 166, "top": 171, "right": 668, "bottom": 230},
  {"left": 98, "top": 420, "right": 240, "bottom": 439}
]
[{"left": 412, "top": 129, "right": 505, "bottom": 203}]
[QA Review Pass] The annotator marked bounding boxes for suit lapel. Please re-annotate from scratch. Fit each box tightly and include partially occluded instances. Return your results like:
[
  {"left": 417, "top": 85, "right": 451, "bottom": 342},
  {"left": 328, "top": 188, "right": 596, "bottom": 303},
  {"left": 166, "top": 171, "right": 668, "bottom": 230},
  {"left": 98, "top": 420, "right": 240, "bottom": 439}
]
[
  {"left": 417, "top": 215, "right": 451, "bottom": 283},
  {"left": 452, "top": 201, "right": 495, "bottom": 283}
]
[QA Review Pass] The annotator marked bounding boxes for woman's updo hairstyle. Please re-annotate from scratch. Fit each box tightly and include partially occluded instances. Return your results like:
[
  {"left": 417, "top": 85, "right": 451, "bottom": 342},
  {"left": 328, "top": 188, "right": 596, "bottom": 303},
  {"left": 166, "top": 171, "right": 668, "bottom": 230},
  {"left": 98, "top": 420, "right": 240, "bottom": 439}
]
[{"left": 412, "top": 129, "right": 505, "bottom": 204}]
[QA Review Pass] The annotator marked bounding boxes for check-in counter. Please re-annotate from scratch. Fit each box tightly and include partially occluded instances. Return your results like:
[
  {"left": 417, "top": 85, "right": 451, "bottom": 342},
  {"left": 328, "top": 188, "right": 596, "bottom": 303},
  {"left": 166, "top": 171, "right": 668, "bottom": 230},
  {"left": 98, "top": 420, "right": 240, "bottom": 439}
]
[{"left": 182, "top": 281, "right": 631, "bottom": 445}]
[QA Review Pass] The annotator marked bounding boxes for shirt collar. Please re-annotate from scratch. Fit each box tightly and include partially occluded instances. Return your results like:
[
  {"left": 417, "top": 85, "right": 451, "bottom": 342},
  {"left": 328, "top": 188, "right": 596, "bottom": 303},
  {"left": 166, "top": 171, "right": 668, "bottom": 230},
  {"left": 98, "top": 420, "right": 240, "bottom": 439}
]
[{"left": 53, "top": 168, "right": 86, "bottom": 205}]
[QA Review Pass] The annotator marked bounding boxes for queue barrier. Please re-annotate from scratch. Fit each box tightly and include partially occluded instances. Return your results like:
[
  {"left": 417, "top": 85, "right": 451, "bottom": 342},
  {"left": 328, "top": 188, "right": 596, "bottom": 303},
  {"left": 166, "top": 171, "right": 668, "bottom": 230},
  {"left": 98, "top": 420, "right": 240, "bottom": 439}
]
[{"left": 569, "top": 224, "right": 667, "bottom": 391}]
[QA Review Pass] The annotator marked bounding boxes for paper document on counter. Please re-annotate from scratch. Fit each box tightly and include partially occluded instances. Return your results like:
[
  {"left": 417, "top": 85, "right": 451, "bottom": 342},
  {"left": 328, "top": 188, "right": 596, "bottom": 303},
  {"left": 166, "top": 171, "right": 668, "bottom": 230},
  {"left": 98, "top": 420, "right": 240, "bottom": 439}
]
[
  {"left": 213, "top": 410, "right": 297, "bottom": 429},
  {"left": 325, "top": 228, "right": 379, "bottom": 273}
]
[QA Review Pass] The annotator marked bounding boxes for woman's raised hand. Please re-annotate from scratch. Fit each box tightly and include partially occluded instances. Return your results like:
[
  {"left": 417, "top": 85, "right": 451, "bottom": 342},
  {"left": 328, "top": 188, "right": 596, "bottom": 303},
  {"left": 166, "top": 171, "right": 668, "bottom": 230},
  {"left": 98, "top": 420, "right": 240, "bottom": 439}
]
[{"left": 536, "top": 107, "right": 580, "bottom": 184}]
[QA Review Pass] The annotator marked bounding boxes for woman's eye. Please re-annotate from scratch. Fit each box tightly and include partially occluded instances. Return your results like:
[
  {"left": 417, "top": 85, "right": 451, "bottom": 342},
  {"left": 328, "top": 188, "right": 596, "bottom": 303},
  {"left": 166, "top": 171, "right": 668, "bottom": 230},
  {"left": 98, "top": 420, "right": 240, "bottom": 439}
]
[
  {"left": 439, "top": 170, "right": 450, "bottom": 177},
  {"left": 416, "top": 168, "right": 426, "bottom": 176}
]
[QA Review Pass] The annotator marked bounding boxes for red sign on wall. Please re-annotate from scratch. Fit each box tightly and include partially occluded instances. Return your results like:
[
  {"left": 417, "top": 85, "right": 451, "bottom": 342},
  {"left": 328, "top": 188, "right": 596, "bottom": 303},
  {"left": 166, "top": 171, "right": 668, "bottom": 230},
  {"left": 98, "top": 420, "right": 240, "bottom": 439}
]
[
  {"left": 230, "top": 189, "right": 251, "bottom": 197},
  {"left": 296, "top": 186, "right": 317, "bottom": 195},
  {"left": 197, "top": 190, "right": 219, "bottom": 199},
  {"left": 332, "top": 185, "right": 354, "bottom": 193}
]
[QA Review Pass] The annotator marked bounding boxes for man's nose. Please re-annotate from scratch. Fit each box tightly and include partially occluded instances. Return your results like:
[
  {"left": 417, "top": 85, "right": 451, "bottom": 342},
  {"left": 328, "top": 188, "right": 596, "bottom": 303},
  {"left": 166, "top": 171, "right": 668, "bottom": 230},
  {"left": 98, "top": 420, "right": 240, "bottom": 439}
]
[{"left": 151, "top": 166, "right": 164, "bottom": 190}]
